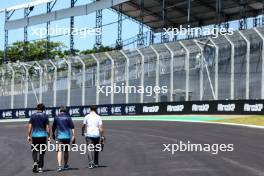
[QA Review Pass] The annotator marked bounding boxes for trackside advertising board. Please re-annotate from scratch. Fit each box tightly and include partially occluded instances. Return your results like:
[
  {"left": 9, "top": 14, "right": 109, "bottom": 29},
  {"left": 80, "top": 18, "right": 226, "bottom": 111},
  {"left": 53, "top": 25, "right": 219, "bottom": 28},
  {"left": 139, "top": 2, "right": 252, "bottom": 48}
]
[{"left": 0, "top": 100, "right": 264, "bottom": 119}]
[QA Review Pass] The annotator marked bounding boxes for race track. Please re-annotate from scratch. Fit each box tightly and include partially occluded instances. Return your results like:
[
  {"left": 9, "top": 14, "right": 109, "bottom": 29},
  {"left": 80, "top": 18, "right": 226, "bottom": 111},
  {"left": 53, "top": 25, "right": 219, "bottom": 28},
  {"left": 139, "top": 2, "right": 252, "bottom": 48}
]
[{"left": 0, "top": 120, "right": 263, "bottom": 176}]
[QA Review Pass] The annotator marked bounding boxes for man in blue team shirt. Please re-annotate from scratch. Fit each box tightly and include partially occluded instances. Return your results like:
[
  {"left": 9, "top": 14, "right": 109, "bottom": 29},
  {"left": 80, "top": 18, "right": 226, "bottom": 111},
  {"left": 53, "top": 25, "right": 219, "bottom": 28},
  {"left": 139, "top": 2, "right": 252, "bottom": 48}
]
[
  {"left": 52, "top": 106, "right": 75, "bottom": 172},
  {"left": 27, "top": 103, "right": 50, "bottom": 173}
]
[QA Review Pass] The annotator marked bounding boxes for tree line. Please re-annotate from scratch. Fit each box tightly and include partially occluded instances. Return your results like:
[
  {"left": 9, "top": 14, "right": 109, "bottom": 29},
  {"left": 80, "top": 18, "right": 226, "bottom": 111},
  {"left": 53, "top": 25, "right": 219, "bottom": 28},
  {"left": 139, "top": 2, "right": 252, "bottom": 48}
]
[{"left": 0, "top": 40, "right": 115, "bottom": 65}]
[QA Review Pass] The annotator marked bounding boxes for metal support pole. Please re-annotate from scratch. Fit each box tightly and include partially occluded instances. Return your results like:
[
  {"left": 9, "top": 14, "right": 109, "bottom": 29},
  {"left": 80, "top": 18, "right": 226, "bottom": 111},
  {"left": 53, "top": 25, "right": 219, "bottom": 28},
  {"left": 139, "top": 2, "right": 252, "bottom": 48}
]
[
  {"left": 262, "top": 0, "right": 264, "bottom": 25},
  {"left": 34, "top": 62, "right": 43, "bottom": 103},
  {"left": 136, "top": 48, "right": 145, "bottom": 103},
  {"left": 4, "top": 10, "right": 9, "bottom": 64},
  {"left": 164, "top": 43, "right": 174, "bottom": 102},
  {"left": 76, "top": 56, "right": 86, "bottom": 106},
  {"left": 253, "top": 16, "right": 260, "bottom": 27},
  {"left": 150, "top": 30, "right": 154, "bottom": 45},
  {"left": 62, "top": 58, "right": 71, "bottom": 106},
  {"left": 137, "top": 0, "right": 144, "bottom": 46},
  {"left": 46, "top": 2, "right": 51, "bottom": 59},
  {"left": 21, "top": 63, "right": 29, "bottom": 108},
  {"left": 150, "top": 45, "right": 160, "bottom": 102},
  {"left": 0, "top": 69, "right": 4, "bottom": 96},
  {"left": 7, "top": 64, "right": 15, "bottom": 109},
  {"left": 179, "top": 41, "right": 190, "bottom": 101},
  {"left": 224, "top": 35, "right": 235, "bottom": 100},
  {"left": 95, "top": 0, "right": 103, "bottom": 50},
  {"left": 116, "top": 4, "right": 123, "bottom": 49},
  {"left": 120, "top": 50, "right": 130, "bottom": 104},
  {"left": 46, "top": 0, "right": 57, "bottom": 59},
  {"left": 48, "top": 60, "right": 57, "bottom": 107},
  {"left": 193, "top": 41, "right": 204, "bottom": 100},
  {"left": 209, "top": 37, "right": 219, "bottom": 99},
  {"left": 239, "top": 0, "right": 248, "bottom": 30},
  {"left": 91, "top": 54, "right": 100, "bottom": 105},
  {"left": 161, "top": 0, "right": 168, "bottom": 43},
  {"left": 238, "top": 30, "right": 250, "bottom": 99},
  {"left": 254, "top": 28, "right": 264, "bottom": 99},
  {"left": 216, "top": 0, "right": 223, "bottom": 26},
  {"left": 24, "top": 8, "right": 29, "bottom": 61},
  {"left": 194, "top": 40, "right": 216, "bottom": 100},
  {"left": 187, "top": 0, "right": 191, "bottom": 38},
  {"left": 105, "top": 52, "right": 115, "bottom": 104},
  {"left": 70, "top": 0, "right": 77, "bottom": 54}
]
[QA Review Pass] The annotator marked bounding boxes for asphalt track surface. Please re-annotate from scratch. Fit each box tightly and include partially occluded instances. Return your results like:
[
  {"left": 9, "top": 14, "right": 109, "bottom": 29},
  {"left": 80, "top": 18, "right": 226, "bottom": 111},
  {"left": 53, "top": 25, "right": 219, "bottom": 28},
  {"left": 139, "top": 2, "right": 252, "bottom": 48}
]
[{"left": 0, "top": 120, "right": 263, "bottom": 176}]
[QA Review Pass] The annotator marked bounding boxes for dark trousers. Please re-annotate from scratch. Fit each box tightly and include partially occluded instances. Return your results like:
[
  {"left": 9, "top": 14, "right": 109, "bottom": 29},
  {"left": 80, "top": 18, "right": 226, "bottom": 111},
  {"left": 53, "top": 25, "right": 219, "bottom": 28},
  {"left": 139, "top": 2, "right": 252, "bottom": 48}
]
[
  {"left": 31, "top": 137, "right": 47, "bottom": 168},
  {"left": 86, "top": 137, "right": 100, "bottom": 165}
]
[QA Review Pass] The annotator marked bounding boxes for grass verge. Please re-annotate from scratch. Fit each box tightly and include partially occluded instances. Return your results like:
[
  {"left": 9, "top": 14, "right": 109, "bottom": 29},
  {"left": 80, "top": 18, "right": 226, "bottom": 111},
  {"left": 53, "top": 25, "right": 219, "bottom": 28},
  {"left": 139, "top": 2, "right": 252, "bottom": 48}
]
[{"left": 216, "top": 115, "right": 264, "bottom": 126}]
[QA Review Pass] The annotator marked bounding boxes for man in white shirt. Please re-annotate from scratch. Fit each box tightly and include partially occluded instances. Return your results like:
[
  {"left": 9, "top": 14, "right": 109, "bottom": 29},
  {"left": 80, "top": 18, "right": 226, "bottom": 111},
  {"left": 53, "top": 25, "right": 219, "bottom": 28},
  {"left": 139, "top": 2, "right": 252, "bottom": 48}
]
[{"left": 82, "top": 105, "right": 104, "bottom": 169}]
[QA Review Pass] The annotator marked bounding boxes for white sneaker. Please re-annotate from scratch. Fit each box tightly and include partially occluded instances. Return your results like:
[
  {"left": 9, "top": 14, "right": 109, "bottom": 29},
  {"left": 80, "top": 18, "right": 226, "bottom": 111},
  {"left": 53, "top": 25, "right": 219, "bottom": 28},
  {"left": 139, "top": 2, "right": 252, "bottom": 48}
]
[
  {"left": 32, "top": 162, "right": 38, "bottom": 173},
  {"left": 38, "top": 168, "right": 43, "bottom": 173},
  {"left": 89, "top": 163, "right": 94, "bottom": 169}
]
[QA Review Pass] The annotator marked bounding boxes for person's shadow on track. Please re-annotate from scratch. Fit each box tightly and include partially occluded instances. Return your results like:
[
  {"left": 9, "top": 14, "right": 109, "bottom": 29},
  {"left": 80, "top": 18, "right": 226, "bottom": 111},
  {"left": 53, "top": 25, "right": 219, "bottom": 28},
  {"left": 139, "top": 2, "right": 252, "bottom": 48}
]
[{"left": 85, "top": 165, "right": 108, "bottom": 169}]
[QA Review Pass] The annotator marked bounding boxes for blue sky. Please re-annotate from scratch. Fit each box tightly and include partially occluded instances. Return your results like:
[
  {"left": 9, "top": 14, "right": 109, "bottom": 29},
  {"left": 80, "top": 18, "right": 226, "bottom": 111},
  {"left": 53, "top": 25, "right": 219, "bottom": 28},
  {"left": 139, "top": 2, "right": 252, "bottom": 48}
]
[
  {"left": 0, "top": 0, "right": 260, "bottom": 51},
  {"left": 0, "top": 0, "right": 144, "bottom": 51}
]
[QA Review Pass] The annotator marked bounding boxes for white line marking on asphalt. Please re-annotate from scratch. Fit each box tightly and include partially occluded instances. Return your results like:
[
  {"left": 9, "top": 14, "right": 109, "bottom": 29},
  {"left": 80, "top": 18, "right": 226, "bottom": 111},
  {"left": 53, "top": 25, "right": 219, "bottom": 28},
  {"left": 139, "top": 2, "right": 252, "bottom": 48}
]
[
  {"left": 0, "top": 116, "right": 264, "bottom": 130},
  {"left": 222, "top": 157, "right": 264, "bottom": 176}
]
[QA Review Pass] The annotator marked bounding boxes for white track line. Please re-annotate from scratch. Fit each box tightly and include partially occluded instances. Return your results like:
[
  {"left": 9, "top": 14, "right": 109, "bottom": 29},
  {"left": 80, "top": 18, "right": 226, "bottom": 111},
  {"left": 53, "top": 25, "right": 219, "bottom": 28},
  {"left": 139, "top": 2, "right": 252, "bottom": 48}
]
[{"left": 0, "top": 117, "right": 264, "bottom": 130}]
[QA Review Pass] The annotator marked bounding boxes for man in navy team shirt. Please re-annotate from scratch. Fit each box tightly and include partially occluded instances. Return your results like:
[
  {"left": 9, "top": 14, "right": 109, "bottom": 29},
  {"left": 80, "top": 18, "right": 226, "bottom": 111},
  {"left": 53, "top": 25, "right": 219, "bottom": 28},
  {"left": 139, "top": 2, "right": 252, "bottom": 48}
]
[
  {"left": 52, "top": 106, "right": 75, "bottom": 172},
  {"left": 27, "top": 103, "right": 50, "bottom": 173}
]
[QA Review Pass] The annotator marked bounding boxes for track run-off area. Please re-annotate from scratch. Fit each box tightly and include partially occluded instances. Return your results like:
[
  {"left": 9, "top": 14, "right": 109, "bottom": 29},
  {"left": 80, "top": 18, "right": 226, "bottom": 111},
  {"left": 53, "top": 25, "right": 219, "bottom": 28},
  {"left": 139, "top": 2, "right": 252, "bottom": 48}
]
[{"left": 0, "top": 115, "right": 263, "bottom": 176}]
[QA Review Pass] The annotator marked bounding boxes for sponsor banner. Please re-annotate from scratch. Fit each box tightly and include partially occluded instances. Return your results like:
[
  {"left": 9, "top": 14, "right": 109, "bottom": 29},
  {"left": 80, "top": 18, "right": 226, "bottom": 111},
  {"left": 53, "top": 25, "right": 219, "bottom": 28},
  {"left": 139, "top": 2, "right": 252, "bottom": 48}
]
[
  {"left": 244, "top": 103, "right": 263, "bottom": 113},
  {"left": 110, "top": 105, "right": 123, "bottom": 115},
  {"left": 68, "top": 107, "right": 82, "bottom": 117},
  {"left": 82, "top": 106, "right": 91, "bottom": 116},
  {"left": 14, "top": 109, "right": 27, "bottom": 119},
  {"left": 1, "top": 100, "right": 264, "bottom": 120},
  {"left": 166, "top": 104, "right": 185, "bottom": 113},
  {"left": 142, "top": 104, "right": 161, "bottom": 114},
  {"left": 217, "top": 103, "right": 236, "bottom": 113},
  {"left": 124, "top": 105, "right": 137, "bottom": 115},
  {"left": 1, "top": 110, "right": 15, "bottom": 119},
  {"left": 97, "top": 105, "right": 111, "bottom": 116}
]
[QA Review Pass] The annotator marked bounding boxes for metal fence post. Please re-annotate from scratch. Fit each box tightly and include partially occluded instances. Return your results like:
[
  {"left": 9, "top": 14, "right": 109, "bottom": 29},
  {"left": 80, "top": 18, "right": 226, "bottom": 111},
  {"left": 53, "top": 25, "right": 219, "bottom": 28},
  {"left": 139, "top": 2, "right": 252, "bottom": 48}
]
[
  {"left": 238, "top": 31, "right": 250, "bottom": 100},
  {"left": 209, "top": 37, "right": 219, "bottom": 100},
  {"left": 179, "top": 41, "right": 190, "bottom": 101},
  {"left": 193, "top": 40, "right": 204, "bottom": 100},
  {"left": 136, "top": 48, "right": 145, "bottom": 103},
  {"left": 120, "top": 50, "right": 130, "bottom": 104},
  {"left": 21, "top": 63, "right": 29, "bottom": 108},
  {"left": 0, "top": 69, "right": 4, "bottom": 97},
  {"left": 254, "top": 28, "right": 264, "bottom": 99},
  {"left": 48, "top": 60, "right": 57, "bottom": 107},
  {"left": 224, "top": 35, "right": 235, "bottom": 100},
  {"left": 62, "top": 58, "right": 71, "bottom": 106},
  {"left": 91, "top": 54, "right": 100, "bottom": 105},
  {"left": 76, "top": 56, "right": 86, "bottom": 106},
  {"left": 164, "top": 43, "right": 174, "bottom": 102},
  {"left": 105, "top": 52, "right": 115, "bottom": 104},
  {"left": 34, "top": 61, "right": 43, "bottom": 103},
  {"left": 7, "top": 64, "right": 15, "bottom": 109},
  {"left": 150, "top": 45, "right": 160, "bottom": 103}
]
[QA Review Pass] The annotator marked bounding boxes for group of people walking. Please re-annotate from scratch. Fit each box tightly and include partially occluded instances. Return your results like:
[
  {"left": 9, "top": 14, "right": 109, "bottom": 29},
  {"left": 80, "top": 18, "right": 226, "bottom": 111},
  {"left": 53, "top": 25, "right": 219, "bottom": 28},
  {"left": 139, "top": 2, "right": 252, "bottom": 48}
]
[{"left": 27, "top": 104, "right": 105, "bottom": 173}]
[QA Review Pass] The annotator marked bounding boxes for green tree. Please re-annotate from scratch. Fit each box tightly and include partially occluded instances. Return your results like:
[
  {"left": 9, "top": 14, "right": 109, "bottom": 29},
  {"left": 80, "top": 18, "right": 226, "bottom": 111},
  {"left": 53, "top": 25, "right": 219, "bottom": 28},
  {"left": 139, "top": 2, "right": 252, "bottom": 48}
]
[
  {"left": 5, "top": 40, "right": 66, "bottom": 63},
  {"left": 81, "top": 45, "right": 115, "bottom": 55}
]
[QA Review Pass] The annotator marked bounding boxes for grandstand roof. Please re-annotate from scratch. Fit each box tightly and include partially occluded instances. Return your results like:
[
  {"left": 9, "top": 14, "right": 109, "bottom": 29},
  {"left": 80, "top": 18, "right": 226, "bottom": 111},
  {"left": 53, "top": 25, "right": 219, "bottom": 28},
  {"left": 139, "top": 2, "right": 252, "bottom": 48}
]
[{"left": 113, "top": 0, "right": 263, "bottom": 32}]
